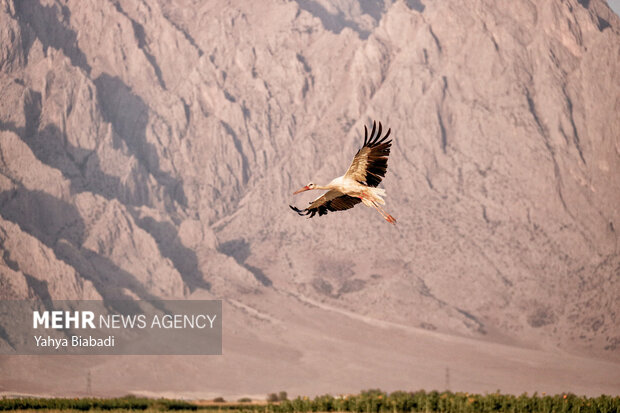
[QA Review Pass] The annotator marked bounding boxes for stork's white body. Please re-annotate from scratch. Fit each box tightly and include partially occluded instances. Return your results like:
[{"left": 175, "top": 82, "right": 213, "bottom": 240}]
[{"left": 321, "top": 176, "right": 386, "bottom": 206}]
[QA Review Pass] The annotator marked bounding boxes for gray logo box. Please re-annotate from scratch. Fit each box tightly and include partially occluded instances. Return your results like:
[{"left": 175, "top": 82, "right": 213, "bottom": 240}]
[{"left": 0, "top": 300, "right": 222, "bottom": 355}]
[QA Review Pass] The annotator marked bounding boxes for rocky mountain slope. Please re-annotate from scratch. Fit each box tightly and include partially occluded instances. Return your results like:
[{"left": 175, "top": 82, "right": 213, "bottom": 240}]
[{"left": 1, "top": 0, "right": 619, "bottom": 396}]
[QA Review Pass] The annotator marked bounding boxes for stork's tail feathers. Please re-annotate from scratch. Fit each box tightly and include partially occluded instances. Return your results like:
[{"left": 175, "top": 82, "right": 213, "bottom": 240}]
[
  {"left": 371, "top": 187, "right": 386, "bottom": 205},
  {"left": 373, "top": 187, "right": 386, "bottom": 197}
]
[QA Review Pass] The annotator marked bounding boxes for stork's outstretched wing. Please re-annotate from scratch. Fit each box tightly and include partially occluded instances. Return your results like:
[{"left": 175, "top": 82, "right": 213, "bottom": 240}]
[
  {"left": 289, "top": 190, "right": 361, "bottom": 218},
  {"left": 344, "top": 121, "right": 392, "bottom": 187}
]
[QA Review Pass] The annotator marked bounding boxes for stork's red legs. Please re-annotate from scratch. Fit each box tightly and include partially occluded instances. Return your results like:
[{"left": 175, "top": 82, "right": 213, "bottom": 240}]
[
  {"left": 360, "top": 193, "right": 397, "bottom": 225},
  {"left": 374, "top": 202, "right": 396, "bottom": 225}
]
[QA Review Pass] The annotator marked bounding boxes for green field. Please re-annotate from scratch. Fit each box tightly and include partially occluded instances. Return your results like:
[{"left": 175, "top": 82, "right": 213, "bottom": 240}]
[{"left": 1, "top": 390, "right": 619, "bottom": 413}]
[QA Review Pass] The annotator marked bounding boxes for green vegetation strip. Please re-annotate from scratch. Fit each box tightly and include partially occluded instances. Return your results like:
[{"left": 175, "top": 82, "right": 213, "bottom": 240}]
[
  {"left": 1, "top": 390, "right": 619, "bottom": 413},
  {"left": 0, "top": 398, "right": 195, "bottom": 411}
]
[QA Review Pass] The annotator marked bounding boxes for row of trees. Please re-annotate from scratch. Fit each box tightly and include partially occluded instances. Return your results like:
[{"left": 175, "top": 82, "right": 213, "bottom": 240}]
[
  {"left": 0, "top": 396, "right": 195, "bottom": 411},
  {"left": 1, "top": 390, "right": 618, "bottom": 413},
  {"left": 273, "top": 390, "right": 619, "bottom": 413}
]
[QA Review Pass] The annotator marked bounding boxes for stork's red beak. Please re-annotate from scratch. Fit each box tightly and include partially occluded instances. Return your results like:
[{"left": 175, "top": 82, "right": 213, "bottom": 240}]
[{"left": 293, "top": 186, "right": 310, "bottom": 195}]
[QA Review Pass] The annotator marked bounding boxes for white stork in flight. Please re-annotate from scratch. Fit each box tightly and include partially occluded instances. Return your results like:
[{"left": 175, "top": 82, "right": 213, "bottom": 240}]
[{"left": 290, "top": 121, "right": 396, "bottom": 224}]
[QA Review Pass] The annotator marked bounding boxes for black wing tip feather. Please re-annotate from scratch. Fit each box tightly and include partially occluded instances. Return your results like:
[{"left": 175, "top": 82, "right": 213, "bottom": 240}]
[
  {"left": 378, "top": 128, "right": 391, "bottom": 144},
  {"left": 290, "top": 205, "right": 317, "bottom": 218},
  {"left": 289, "top": 205, "right": 308, "bottom": 216},
  {"left": 363, "top": 121, "right": 392, "bottom": 148},
  {"left": 370, "top": 121, "right": 376, "bottom": 140}
]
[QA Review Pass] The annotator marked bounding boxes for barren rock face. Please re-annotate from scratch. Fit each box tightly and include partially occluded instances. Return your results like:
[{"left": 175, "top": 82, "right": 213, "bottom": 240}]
[{"left": 0, "top": 0, "right": 619, "bottom": 396}]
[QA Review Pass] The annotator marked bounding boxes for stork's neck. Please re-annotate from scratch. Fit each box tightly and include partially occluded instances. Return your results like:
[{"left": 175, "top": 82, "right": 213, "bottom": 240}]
[
  {"left": 316, "top": 176, "right": 345, "bottom": 191},
  {"left": 314, "top": 184, "right": 332, "bottom": 190}
]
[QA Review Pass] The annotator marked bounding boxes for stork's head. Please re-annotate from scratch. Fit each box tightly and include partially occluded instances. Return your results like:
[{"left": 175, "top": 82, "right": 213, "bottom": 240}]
[{"left": 293, "top": 182, "right": 315, "bottom": 195}]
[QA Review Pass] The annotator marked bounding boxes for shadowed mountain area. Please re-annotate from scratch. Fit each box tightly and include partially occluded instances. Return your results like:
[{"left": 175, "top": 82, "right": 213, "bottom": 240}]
[{"left": 0, "top": 0, "right": 619, "bottom": 398}]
